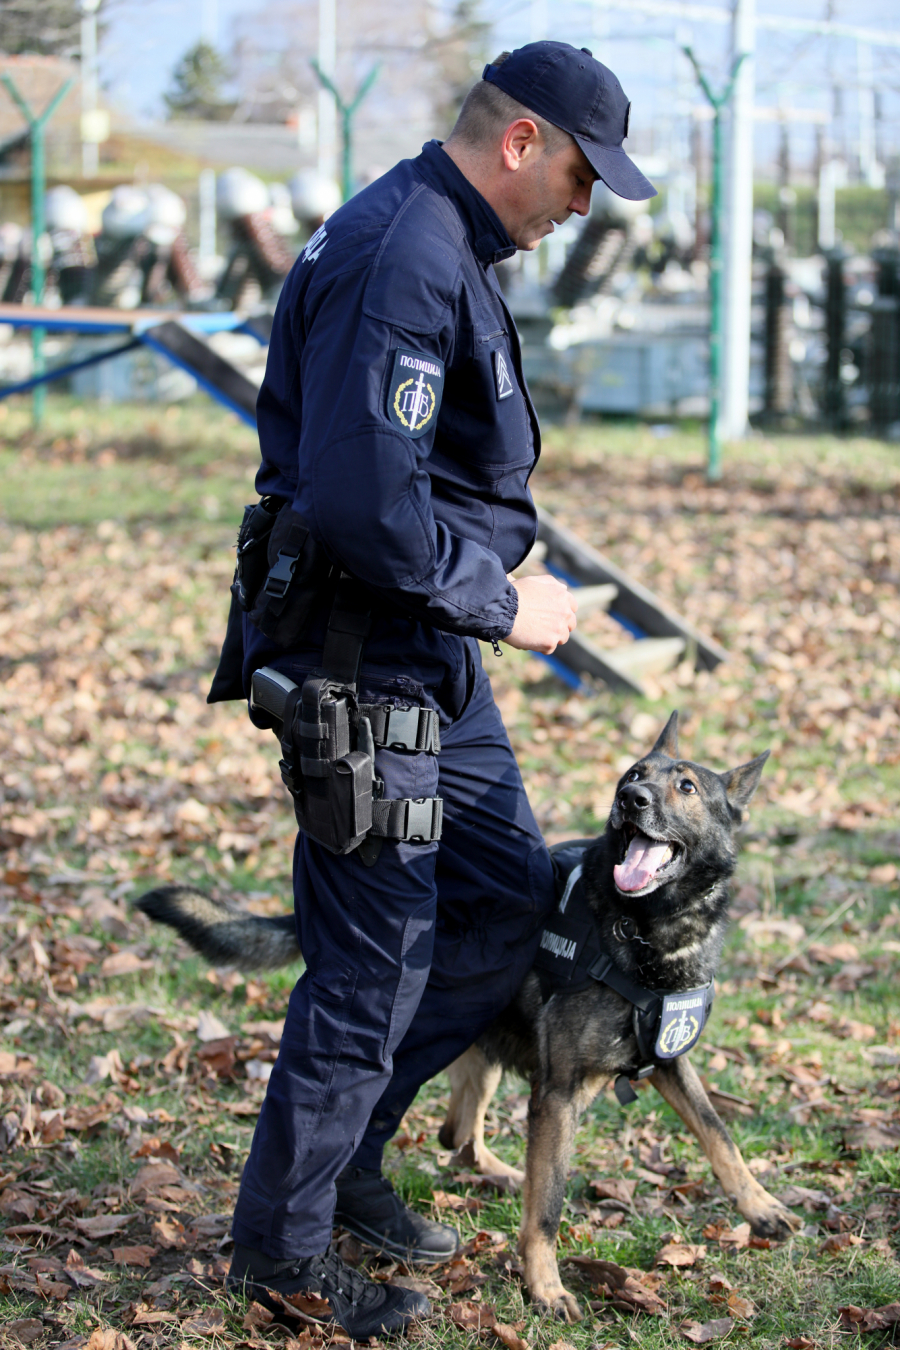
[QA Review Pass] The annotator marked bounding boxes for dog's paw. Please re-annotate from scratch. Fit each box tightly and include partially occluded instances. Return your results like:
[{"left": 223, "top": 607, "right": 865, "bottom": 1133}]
[
  {"left": 749, "top": 1202, "right": 802, "bottom": 1240},
  {"left": 533, "top": 1287, "right": 583, "bottom": 1323}
]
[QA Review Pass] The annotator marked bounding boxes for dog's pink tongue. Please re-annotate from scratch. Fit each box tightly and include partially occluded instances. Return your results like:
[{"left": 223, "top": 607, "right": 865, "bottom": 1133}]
[{"left": 614, "top": 832, "right": 671, "bottom": 892}]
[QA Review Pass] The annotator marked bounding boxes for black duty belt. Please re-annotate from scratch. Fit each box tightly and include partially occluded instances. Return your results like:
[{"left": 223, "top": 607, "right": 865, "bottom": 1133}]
[{"left": 534, "top": 841, "right": 714, "bottom": 1104}]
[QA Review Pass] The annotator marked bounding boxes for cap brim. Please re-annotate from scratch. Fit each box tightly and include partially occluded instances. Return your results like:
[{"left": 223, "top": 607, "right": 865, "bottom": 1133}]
[{"left": 574, "top": 135, "right": 657, "bottom": 201}]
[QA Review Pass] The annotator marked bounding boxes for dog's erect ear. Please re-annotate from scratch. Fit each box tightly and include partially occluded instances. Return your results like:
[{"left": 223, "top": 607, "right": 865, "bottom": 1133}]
[
  {"left": 720, "top": 751, "right": 770, "bottom": 822},
  {"left": 651, "top": 711, "right": 679, "bottom": 758}
]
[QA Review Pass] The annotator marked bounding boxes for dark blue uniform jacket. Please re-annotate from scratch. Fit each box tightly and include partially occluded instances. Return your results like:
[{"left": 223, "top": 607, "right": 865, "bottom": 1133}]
[{"left": 253, "top": 140, "right": 541, "bottom": 658}]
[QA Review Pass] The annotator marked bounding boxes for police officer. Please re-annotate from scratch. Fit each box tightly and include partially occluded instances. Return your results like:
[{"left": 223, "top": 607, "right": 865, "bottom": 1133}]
[{"left": 226, "top": 41, "right": 656, "bottom": 1338}]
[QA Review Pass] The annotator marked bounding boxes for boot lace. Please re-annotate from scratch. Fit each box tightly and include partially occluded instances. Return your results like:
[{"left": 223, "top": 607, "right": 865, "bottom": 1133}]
[{"left": 304, "top": 1251, "right": 385, "bottom": 1309}]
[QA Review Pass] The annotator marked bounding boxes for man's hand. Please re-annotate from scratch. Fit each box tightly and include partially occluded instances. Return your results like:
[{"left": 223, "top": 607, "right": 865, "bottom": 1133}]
[{"left": 505, "top": 574, "right": 578, "bottom": 654}]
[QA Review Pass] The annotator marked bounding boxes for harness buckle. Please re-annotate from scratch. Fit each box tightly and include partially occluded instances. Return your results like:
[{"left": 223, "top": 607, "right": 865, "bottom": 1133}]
[
  {"left": 587, "top": 952, "right": 612, "bottom": 983},
  {"left": 263, "top": 549, "right": 298, "bottom": 599}
]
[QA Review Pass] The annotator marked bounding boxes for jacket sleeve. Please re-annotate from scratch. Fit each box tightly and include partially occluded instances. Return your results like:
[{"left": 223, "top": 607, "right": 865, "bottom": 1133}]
[{"left": 275, "top": 215, "right": 520, "bottom": 643}]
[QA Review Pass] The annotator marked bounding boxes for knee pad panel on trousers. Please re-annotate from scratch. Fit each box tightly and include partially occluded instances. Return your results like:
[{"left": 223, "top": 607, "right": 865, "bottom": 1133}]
[{"left": 382, "top": 900, "right": 436, "bottom": 1064}]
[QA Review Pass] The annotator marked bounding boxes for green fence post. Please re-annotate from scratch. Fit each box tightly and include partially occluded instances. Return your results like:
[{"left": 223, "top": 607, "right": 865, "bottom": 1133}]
[
  {"left": 683, "top": 50, "right": 745, "bottom": 483},
  {"left": 0, "top": 74, "right": 74, "bottom": 428},
  {"left": 311, "top": 62, "right": 378, "bottom": 202}
]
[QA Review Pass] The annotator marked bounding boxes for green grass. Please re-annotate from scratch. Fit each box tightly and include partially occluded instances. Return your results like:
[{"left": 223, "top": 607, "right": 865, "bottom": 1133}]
[{"left": 1, "top": 395, "right": 899, "bottom": 1347}]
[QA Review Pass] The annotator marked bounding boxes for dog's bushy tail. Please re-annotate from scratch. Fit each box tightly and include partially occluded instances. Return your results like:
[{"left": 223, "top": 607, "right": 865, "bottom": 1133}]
[{"left": 134, "top": 886, "right": 300, "bottom": 971}]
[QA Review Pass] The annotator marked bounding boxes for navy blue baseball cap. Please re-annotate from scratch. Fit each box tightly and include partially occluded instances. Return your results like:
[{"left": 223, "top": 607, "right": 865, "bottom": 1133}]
[{"left": 483, "top": 41, "right": 657, "bottom": 201}]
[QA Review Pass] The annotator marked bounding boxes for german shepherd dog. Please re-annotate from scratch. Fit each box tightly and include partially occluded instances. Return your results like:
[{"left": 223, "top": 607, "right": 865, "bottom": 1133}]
[{"left": 136, "top": 713, "right": 800, "bottom": 1321}]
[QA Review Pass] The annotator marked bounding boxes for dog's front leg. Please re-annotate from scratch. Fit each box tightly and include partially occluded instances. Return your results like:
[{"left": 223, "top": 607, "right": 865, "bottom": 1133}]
[
  {"left": 652, "top": 1057, "right": 800, "bottom": 1238},
  {"left": 518, "top": 1084, "right": 584, "bottom": 1322}
]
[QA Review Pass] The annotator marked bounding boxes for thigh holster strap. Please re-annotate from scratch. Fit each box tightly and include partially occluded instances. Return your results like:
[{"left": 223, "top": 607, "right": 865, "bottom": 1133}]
[
  {"left": 371, "top": 796, "right": 444, "bottom": 843},
  {"left": 360, "top": 703, "right": 441, "bottom": 755}
]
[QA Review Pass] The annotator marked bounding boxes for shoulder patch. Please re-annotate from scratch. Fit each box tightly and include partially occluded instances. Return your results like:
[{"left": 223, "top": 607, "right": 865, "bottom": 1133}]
[{"left": 387, "top": 348, "right": 444, "bottom": 439}]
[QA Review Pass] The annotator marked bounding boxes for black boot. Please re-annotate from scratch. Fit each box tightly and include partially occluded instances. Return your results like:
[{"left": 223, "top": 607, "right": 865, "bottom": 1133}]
[
  {"left": 334, "top": 1165, "right": 460, "bottom": 1264},
  {"left": 226, "top": 1244, "right": 429, "bottom": 1338}
]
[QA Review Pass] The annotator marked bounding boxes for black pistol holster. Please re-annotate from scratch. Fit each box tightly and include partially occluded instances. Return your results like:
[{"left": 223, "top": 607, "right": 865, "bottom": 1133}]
[{"left": 249, "top": 575, "right": 443, "bottom": 861}]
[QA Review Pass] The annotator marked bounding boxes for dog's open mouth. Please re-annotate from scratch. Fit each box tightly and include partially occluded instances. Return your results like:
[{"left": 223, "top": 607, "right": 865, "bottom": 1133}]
[{"left": 614, "top": 823, "right": 682, "bottom": 894}]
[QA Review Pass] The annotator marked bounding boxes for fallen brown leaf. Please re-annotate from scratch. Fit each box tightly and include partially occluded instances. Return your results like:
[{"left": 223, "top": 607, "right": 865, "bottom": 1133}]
[
  {"left": 448, "top": 1300, "right": 498, "bottom": 1331},
  {"left": 839, "top": 1304, "right": 900, "bottom": 1332},
  {"left": 130, "top": 1160, "right": 184, "bottom": 1197},
  {"left": 727, "top": 1293, "right": 756, "bottom": 1319},
  {"left": 451, "top": 1170, "right": 517, "bottom": 1195},
  {"left": 129, "top": 1306, "right": 179, "bottom": 1326},
  {"left": 74, "top": 1213, "right": 133, "bottom": 1239},
  {"left": 100, "top": 949, "right": 154, "bottom": 977},
  {"left": 783, "top": 1337, "right": 815, "bottom": 1348},
  {"left": 65, "top": 1249, "right": 106, "bottom": 1287},
  {"left": 243, "top": 1303, "right": 275, "bottom": 1331},
  {"left": 132, "top": 1136, "right": 180, "bottom": 1162},
  {"left": 494, "top": 1324, "right": 531, "bottom": 1350},
  {"left": 656, "top": 1242, "right": 706, "bottom": 1268},
  {"left": 591, "top": 1177, "right": 637, "bottom": 1204},
  {"left": 680, "top": 1317, "right": 734, "bottom": 1343},
  {"left": 111, "top": 1244, "right": 157, "bottom": 1267},
  {"left": 843, "top": 1123, "right": 900, "bottom": 1151},
  {"left": 150, "top": 1216, "right": 186, "bottom": 1249},
  {"left": 276, "top": 1289, "right": 334, "bottom": 1321},
  {"left": 570, "top": 1256, "right": 666, "bottom": 1316},
  {"left": 819, "top": 1233, "right": 863, "bottom": 1254},
  {"left": 5, "top": 1319, "right": 44, "bottom": 1345},
  {"left": 432, "top": 1189, "right": 483, "bottom": 1213},
  {"left": 703, "top": 1221, "right": 751, "bottom": 1248},
  {"left": 83, "top": 1332, "right": 137, "bottom": 1350},
  {"left": 181, "top": 1310, "right": 226, "bottom": 1336}
]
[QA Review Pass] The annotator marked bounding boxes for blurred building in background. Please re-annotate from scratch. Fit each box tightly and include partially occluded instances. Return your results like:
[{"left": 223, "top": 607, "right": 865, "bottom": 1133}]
[{"left": 0, "top": 0, "right": 898, "bottom": 434}]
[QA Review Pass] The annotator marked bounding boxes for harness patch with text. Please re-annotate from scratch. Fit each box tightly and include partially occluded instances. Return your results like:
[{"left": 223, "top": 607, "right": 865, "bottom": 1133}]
[
  {"left": 387, "top": 348, "right": 445, "bottom": 439},
  {"left": 493, "top": 348, "right": 515, "bottom": 400},
  {"left": 533, "top": 910, "right": 591, "bottom": 986},
  {"left": 654, "top": 989, "right": 709, "bottom": 1059}
]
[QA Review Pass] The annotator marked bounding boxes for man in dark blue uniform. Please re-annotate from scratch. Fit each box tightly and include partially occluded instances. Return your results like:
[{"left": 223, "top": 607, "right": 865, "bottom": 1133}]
[{"left": 227, "top": 41, "right": 655, "bottom": 1338}]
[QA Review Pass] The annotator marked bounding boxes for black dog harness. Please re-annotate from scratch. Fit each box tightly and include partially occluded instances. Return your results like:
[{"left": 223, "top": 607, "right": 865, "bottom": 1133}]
[{"left": 533, "top": 842, "right": 715, "bottom": 1105}]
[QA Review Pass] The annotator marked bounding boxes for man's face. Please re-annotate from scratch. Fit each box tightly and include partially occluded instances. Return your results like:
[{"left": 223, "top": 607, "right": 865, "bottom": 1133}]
[{"left": 507, "top": 137, "right": 596, "bottom": 251}]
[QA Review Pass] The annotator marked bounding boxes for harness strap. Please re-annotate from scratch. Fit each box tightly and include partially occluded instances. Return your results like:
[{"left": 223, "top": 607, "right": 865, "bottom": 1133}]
[
  {"left": 360, "top": 703, "right": 441, "bottom": 755},
  {"left": 321, "top": 574, "right": 371, "bottom": 686},
  {"left": 371, "top": 796, "right": 444, "bottom": 842},
  {"left": 587, "top": 952, "right": 661, "bottom": 1016}
]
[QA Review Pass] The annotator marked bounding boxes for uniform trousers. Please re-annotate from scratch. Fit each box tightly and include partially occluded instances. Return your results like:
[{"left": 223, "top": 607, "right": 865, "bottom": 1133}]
[{"left": 230, "top": 640, "right": 555, "bottom": 1259}]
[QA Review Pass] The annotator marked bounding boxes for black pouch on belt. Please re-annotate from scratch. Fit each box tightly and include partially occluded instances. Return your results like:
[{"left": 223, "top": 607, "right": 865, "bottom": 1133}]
[
  {"left": 248, "top": 506, "right": 334, "bottom": 648},
  {"left": 208, "top": 497, "right": 284, "bottom": 705}
]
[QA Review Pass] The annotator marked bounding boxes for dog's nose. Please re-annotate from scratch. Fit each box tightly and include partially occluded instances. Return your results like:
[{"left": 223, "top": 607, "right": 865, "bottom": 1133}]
[{"left": 617, "top": 783, "right": 653, "bottom": 811}]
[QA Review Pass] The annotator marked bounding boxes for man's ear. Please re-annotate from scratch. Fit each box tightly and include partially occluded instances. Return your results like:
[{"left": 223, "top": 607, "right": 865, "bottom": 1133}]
[
  {"left": 500, "top": 117, "right": 541, "bottom": 171},
  {"left": 720, "top": 751, "right": 770, "bottom": 823},
  {"left": 650, "top": 710, "right": 678, "bottom": 758}
]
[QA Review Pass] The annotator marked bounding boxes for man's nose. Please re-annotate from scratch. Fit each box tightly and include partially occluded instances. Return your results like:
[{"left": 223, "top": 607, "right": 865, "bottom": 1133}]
[{"left": 570, "top": 186, "right": 591, "bottom": 217}]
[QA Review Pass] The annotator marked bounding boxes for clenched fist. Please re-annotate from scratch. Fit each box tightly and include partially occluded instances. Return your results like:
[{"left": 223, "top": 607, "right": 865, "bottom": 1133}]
[{"left": 505, "top": 574, "right": 578, "bottom": 655}]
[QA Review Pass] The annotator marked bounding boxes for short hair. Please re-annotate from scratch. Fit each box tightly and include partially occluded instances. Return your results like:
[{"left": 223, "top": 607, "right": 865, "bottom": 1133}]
[{"left": 448, "top": 51, "right": 573, "bottom": 154}]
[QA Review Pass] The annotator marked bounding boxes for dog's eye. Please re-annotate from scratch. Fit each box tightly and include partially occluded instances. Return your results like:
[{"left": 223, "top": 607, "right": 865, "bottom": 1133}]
[
  {"left": 625, "top": 770, "right": 641, "bottom": 783},
  {"left": 679, "top": 778, "right": 697, "bottom": 794}
]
